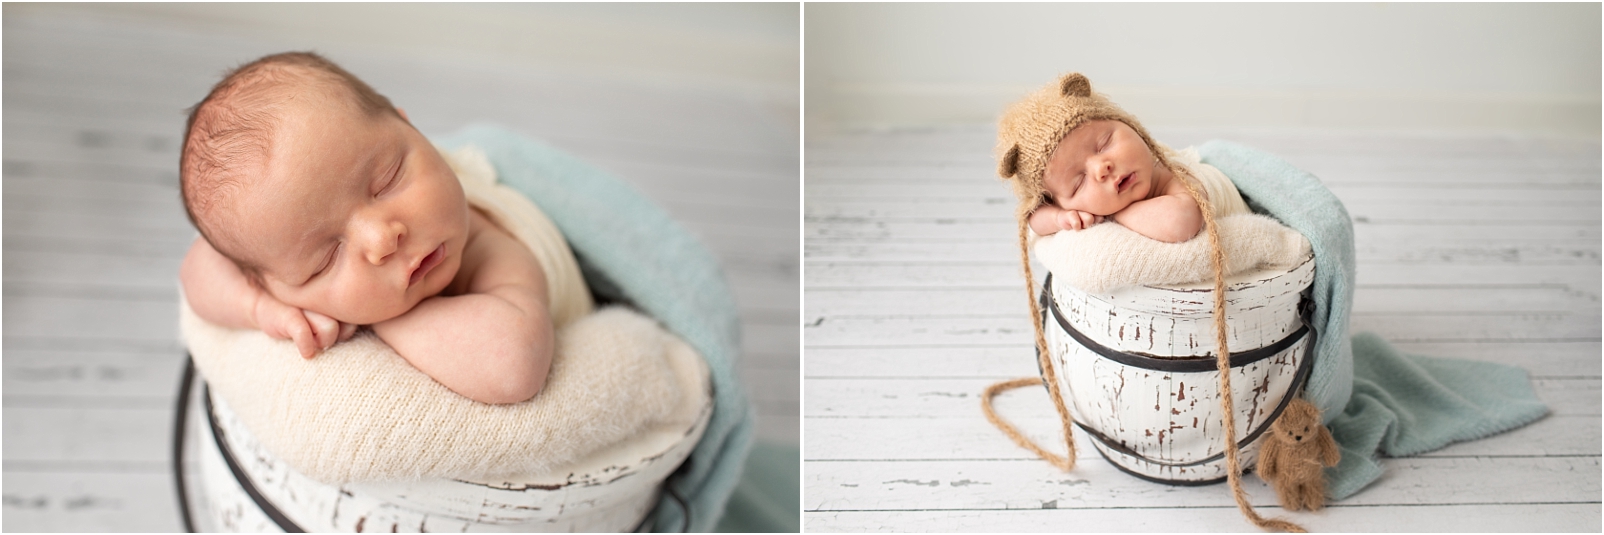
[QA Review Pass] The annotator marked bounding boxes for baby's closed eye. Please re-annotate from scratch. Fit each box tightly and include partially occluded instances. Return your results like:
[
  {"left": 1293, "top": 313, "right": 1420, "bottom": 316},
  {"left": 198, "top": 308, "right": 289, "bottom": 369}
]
[
  {"left": 307, "top": 243, "right": 340, "bottom": 283},
  {"left": 373, "top": 157, "right": 405, "bottom": 196}
]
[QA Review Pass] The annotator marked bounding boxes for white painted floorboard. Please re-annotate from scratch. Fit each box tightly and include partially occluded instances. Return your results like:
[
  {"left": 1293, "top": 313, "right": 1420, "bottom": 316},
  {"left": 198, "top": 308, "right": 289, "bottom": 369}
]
[
  {"left": 802, "top": 124, "right": 1601, "bottom": 532},
  {"left": 3, "top": 9, "right": 799, "bottom": 532}
]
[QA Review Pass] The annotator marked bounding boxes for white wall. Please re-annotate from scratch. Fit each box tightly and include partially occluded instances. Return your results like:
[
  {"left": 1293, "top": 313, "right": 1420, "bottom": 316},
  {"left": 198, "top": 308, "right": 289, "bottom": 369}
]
[
  {"left": 806, "top": 3, "right": 1601, "bottom": 136},
  {"left": 8, "top": 3, "right": 800, "bottom": 100}
]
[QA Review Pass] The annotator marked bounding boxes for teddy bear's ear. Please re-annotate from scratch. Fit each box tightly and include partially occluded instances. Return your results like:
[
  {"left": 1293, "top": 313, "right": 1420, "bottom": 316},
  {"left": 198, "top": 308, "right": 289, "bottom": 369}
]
[
  {"left": 998, "top": 144, "right": 1021, "bottom": 178},
  {"left": 1060, "top": 73, "right": 1092, "bottom": 98}
]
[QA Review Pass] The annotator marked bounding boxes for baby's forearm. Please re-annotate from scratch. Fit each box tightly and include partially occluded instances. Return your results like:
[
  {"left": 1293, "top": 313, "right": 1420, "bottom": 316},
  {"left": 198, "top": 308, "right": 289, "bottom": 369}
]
[
  {"left": 180, "top": 237, "right": 265, "bottom": 330},
  {"left": 1111, "top": 195, "right": 1204, "bottom": 243},
  {"left": 371, "top": 292, "right": 555, "bottom": 405},
  {"left": 1029, "top": 204, "right": 1104, "bottom": 234},
  {"left": 1028, "top": 205, "right": 1064, "bottom": 235}
]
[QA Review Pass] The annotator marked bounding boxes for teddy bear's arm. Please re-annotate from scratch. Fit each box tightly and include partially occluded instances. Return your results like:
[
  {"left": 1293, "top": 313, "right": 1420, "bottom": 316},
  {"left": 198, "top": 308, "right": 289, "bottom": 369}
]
[{"left": 1257, "top": 440, "right": 1280, "bottom": 479}]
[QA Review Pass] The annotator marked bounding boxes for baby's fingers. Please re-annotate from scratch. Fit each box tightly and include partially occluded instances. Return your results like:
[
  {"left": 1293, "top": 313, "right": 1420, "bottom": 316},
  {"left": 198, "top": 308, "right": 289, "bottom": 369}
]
[
  {"left": 1058, "top": 209, "right": 1084, "bottom": 230},
  {"left": 286, "top": 320, "right": 318, "bottom": 359},
  {"left": 1061, "top": 210, "right": 1099, "bottom": 230},
  {"left": 303, "top": 310, "right": 340, "bottom": 353},
  {"left": 338, "top": 321, "right": 358, "bottom": 343}
]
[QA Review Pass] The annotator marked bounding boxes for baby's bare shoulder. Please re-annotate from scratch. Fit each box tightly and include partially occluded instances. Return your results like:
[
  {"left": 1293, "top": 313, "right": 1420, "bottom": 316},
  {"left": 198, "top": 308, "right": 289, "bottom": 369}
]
[{"left": 457, "top": 210, "right": 548, "bottom": 298}]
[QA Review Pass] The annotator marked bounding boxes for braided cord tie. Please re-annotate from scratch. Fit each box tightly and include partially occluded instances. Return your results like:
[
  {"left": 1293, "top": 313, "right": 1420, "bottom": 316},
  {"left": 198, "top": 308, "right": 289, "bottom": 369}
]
[{"left": 978, "top": 216, "right": 1081, "bottom": 471}]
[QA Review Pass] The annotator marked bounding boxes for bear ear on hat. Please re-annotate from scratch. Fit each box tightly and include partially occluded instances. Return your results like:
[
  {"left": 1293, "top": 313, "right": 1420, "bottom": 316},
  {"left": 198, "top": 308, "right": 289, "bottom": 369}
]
[
  {"left": 998, "top": 144, "right": 1021, "bottom": 178},
  {"left": 1060, "top": 73, "right": 1092, "bottom": 98}
]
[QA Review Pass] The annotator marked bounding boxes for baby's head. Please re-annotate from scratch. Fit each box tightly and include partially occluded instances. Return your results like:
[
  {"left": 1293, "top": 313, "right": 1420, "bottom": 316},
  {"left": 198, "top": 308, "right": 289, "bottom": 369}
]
[
  {"left": 995, "top": 73, "right": 1173, "bottom": 222},
  {"left": 181, "top": 52, "right": 470, "bottom": 325}
]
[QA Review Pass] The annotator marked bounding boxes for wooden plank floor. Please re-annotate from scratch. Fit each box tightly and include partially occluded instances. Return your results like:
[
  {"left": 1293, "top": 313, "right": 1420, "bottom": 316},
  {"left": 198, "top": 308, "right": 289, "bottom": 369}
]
[
  {"left": 2, "top": 8, "right": 798, "bottom": 532},
  {"left": 802, "top": 124, "right": 1601, "bottom": 532}
]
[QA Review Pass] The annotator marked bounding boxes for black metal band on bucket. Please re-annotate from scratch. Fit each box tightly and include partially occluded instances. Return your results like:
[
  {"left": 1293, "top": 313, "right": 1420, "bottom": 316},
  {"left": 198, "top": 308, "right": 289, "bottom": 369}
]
[
  {"left": 1075, "top": 342, "right": 1314, "bottom": 468},
  {"left": 1042, "top": 274, "right": 1310, "bottom": 373},
  {"left": 1039, "top": 274, "right": 1320, "bottom": 483},
  {"left": 204, "top": 383, "right": 307, "bottom": 533},
  {"left": 171, "top": 356, "right": 198, "bottom": 533}
]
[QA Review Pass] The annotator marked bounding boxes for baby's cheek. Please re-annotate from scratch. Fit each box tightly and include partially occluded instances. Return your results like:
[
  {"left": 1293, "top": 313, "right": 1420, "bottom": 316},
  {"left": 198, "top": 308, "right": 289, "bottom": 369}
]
[
  {"left": 373, "top": 287, "right": 420, "bottom": 323},
  {"left": 320, "top": 284, "right": 382, "bottom": 325}
]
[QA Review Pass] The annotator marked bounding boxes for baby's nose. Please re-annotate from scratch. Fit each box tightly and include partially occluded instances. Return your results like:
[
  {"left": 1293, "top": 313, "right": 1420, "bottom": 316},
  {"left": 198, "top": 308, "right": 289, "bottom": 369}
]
[
  {"left": 1093, "top": 161, "right": 1115, "bottom": 181},
  {"left": 361, "top": 221, "right": 405, "bottom": 264}
]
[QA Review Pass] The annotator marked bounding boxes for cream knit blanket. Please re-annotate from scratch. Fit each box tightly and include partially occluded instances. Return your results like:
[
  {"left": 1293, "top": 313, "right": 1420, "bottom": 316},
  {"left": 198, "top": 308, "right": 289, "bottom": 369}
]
[
  {"left": 180, "top": 147, "right": 708, "bottom": 484},
  {"left": 1032, "top": 146, "right": 1312, "bottom": 293}
]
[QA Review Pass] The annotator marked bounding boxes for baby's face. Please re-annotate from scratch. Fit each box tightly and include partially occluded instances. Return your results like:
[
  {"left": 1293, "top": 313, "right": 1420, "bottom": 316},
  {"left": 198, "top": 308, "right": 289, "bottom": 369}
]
[
  {"left": 229, "top": 97, "right": 469, "bottom": 325},
  {"left": 1042, "top": 119, "right": 1158, "bottom": 216}
]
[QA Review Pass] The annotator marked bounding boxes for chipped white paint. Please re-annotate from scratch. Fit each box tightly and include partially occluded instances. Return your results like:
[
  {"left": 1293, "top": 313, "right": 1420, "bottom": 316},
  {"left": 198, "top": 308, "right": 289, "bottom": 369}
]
[
  {"left": 187, "top": 382, "right": 711, "bottom": 532},
  {"left": 1049, "top": 255, "right": 1317, "bottom": 358},
  {"left": 1043, "top": 254, "right": 1315, "bottom": 483}
]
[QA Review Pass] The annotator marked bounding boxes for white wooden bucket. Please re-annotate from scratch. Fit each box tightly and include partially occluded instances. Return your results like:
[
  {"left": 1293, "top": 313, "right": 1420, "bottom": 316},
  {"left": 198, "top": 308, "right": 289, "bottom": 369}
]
[
  {"left": 174, "top": 360, "right": 712, "bottom": 532},
  {"left": 1040, "top": 254, "right": 1317, "bottom": 484}
]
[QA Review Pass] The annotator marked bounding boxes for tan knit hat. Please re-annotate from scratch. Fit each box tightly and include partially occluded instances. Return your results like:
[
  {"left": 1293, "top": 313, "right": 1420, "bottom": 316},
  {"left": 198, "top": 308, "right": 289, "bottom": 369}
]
[{"left": 994, "top": 72, "right": 1174, "bottom": 223}]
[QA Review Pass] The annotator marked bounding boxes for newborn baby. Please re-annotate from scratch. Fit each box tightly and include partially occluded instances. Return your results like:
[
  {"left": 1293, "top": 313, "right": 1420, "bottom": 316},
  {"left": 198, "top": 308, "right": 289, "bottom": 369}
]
[
  {"left": 1006, "top": 74, "right": 1250, "bottom": 244},
  {"left": 179, "top": 52, "right": 554, "bottom": 405},
  {"left": 1025, "top": 119, "right": 1203, "bottom": 243}
]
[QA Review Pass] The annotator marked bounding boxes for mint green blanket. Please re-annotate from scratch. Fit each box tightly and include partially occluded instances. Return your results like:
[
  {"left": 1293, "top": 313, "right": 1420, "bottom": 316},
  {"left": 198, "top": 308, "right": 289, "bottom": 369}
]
[
  {"left": 436, "top": 124, "right": 754, "bottom": 531},
  {"left": 1198, "top": 141, "right": 1549, "bottom": 499}
]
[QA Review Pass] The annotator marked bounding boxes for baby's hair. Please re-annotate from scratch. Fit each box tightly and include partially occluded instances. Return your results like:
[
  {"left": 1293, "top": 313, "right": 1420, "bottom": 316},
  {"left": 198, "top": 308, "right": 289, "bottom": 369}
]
[{"left": 179, "top": 51, "right": 400, "bottom": 284}]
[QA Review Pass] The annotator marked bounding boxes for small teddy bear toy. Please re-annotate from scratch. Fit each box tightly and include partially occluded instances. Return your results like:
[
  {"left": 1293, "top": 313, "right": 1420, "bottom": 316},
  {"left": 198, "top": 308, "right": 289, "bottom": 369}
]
[{"left": 1256, "top": 397, "right": 1340, "bottom": 511}]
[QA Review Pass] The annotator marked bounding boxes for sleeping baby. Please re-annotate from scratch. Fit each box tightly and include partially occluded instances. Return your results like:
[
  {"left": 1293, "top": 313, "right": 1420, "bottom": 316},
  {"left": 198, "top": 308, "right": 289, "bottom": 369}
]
[
  {"left": 999, "top": 73, "right": 1306, "bottom": 297},
  {"left": 1010, "top": 75, "right": 1250, "bottom": 243},
  {"left": 1025, "top": 119, "right": 1206, "bottom": 242},
  {"left": 179, "top": 52, "right": 560, "bottom": 405}
]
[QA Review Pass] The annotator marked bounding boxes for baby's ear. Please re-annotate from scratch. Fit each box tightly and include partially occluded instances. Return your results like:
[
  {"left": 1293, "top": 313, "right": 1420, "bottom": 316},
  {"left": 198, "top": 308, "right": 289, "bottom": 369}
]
[
  {"left": 1060, "top": 73, "right": 1092, "bottom": 98},
  {"left": 998, "top": 144, "right": 1021, "bottom": 178}
]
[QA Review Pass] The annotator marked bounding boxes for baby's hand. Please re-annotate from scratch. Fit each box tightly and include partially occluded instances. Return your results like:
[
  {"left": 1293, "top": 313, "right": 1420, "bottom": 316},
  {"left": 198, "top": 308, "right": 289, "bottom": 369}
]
[
  {"left": 253, "top": 295, "right": 358, "bottom": 359},
  {"left": 1056, "top": 208, "right": 1105, "bottom": 231},
  {"left": 1029, "top": 204, "right": 1105, "bottom": 235}
]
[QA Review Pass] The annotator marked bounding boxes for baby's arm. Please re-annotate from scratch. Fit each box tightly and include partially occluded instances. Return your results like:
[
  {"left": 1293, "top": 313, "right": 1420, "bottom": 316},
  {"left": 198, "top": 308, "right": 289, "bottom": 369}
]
[
  {"left": 370, "top": 213, "right": 555, "bottom": 405},
  {"left": 1029, "top": 204, "right": 1105, "bottom": 235},
  {"left": 179, "top": 238, "right": 355, "bottom": 358},
  {"left": 1109, "top": 192, "right": 1204, "bottom": 243}
]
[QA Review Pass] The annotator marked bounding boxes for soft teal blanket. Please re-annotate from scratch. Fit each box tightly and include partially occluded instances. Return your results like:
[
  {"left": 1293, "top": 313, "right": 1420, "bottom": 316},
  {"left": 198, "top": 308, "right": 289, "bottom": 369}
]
[
  {"left": 715, "top": 440, "right": 801, "bottom": 533},
  {"left": 1197, "top": 141, "right": 1549, "bottom": 499},
  {"left": 435, "top": 124, "right": 754, "bottom": 531}
]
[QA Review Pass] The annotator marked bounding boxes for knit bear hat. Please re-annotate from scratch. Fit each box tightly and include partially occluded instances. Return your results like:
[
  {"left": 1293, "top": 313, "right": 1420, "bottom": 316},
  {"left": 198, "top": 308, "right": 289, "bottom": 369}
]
[{"left": 994, "top": 72, "right": 1175, "bottom": 223}]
